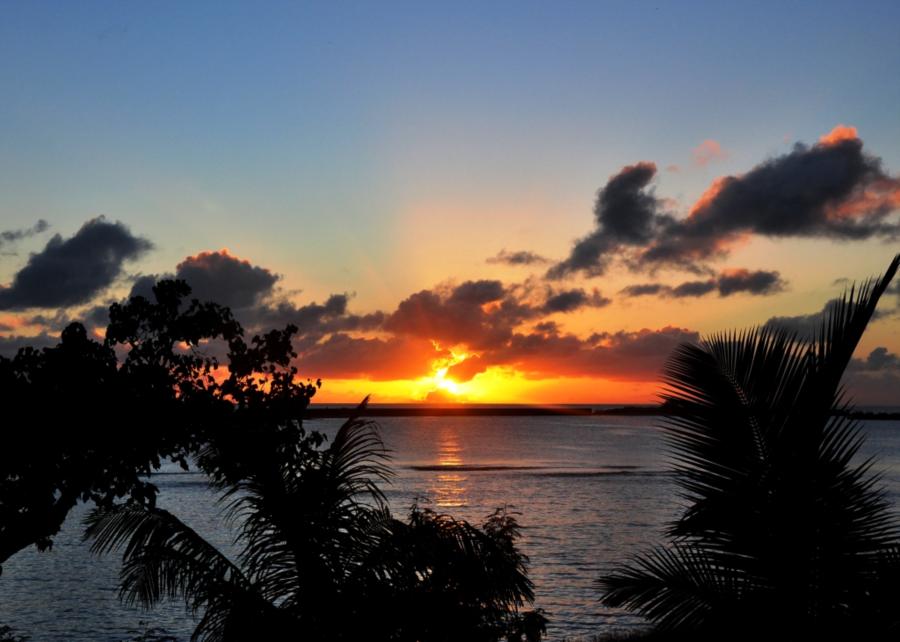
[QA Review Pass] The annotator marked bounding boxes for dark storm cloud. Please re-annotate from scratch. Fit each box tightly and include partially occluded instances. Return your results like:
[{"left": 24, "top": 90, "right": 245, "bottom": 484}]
[
  {"left": 547, "top": 162, "right": 675, "bottom": 278},
  {"left": 487, "top": 249, "right": 551, "bottom": 266},
  {"left": 0, "top": 218, "right": 152, "bottom": 310},
  {"left": 0, "top": 220, "right": 49, "bottom": 249}
]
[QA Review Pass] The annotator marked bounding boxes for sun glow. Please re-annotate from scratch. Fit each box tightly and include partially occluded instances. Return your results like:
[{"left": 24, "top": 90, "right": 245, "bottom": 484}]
[{"left": 418, "top": 347, "right": 470, "bottom": 401}]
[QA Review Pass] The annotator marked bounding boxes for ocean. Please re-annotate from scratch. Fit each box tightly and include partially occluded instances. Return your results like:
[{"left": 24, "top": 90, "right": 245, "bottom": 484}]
[{"left": 1, "top": 414, "right": 899, "bottom": 641}]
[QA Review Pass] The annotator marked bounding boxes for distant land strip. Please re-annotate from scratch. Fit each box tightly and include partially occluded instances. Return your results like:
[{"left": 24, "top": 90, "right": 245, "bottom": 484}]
[{"left": 306, "top": 405, "right": 900, "bottom": 420}]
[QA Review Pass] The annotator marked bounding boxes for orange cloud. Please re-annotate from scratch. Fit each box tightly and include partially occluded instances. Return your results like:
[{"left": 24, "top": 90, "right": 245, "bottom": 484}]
[
  {"left": 819, "top": 124, "right": 858, "bottom": 146},
  {"left": 692, "top": 139, "right": 728, "bottom": 166}
]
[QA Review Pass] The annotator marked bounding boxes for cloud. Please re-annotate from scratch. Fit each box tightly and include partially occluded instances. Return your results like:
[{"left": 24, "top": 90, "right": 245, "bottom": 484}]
[
  {"left": 620, "top": 269, "right": 786, "bottom": 298},
  {"left": 295, "top": 334, "right": 443, "bottom": 381},
  {"left": 482, "top": 326, "right": 701, "bottom": 381},
  {"left": 763, "top": 300, "right": 839, "bottom": 339},
  {"left": 384, "top": 279, "right": 611, "bottom": 349},
  {"left": 294, "top": 318, "right": 700, "bottom": 385},
  {"left": 846, "top": 346, "right": 900, "bottom": 406},
  {"left": 384, "top": 280, "right": 515, "bottom": 349},
  {"left": 0, "top": 217, "right": 152, "bottom": 310},
  {"left": 671, "top": 280, "right": 717, "bottom": 297},
  {"left": 547, "top": 162, "right": 675, "bottom": 278},
  {"left": 173, "top": 249, "right": 279, "bottom": 310},
  {"left": 619, "top": 283, "right": 669, "bottom": 297},
  {"left": 0, "top": 220, "right": 49, "bottom": 250},
  {"left": 0, "top": 331, "right": 60, "bottom": 357},
  {"left": 549, "top": 126, "right": 900, "bottom": 278},
  {"left": 487, "top": 249, "right": 551, "bottom": 266},
  {"left": 642, "top": 126, "right": 900, "bottom": 269},
  {"left": 542, "top": 288, "right": 611, "bottom": 312},
  {"left": 692, "top": 139, "right": 728, "bottom": 167},
  {"left": 857, "top": 346, "right": 900, "bottom": 371},
  {"left": 129, "top": 250, "right": 385, "bottom": 340}
]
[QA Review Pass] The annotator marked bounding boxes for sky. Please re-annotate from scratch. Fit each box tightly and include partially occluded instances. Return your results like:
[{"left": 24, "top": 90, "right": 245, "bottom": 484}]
[{"left": 1, "top": 1, "right": 898, "bottom": 404}]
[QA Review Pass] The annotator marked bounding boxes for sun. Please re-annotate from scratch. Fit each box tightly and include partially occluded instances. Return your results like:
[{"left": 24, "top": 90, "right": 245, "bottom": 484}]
[
  {"left": 416, "top": 347, "right": 470, "bottom": 401},
  {"left": 433, "top": 366, "right": 462, "bottom": 396}
]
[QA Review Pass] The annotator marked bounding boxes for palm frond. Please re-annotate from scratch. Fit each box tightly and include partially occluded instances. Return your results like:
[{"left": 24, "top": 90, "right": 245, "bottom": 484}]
[
  {"left": 600, "top": 544, "right": 747, "bottom": 631},
  {"left": 84, "top": 503, "right": 276, "bottom": 642},
  {"left": 600, "top": 255, "right": 900, "bottom": 634}
]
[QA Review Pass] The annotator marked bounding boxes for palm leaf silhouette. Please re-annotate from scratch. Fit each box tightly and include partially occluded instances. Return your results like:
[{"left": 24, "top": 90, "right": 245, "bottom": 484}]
[
  {"left": 600, "top": 254, "right": 900, "bottom": 638},
  {"left": 86, "top": 398, "right": 541, "bottom": 641}
]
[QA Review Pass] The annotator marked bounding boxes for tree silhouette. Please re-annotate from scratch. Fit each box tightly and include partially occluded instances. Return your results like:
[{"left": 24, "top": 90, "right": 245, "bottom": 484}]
[
  {"left": 0, "top": 278, "right": 543, "bottom": 640},
  {"left": 85, "top": 411, "right": 544, "bottom": 642},
  {"left": 599, "top": 255, "right": 900, "bottom": 639},
  {"left": 0, "top": 280, "right": 305, "bottom": 571}
]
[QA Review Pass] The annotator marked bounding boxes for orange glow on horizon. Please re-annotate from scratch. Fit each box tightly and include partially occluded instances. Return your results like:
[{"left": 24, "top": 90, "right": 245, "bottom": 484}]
[{"left": 310, "top": 366, "right": 662, "bottom": 405}]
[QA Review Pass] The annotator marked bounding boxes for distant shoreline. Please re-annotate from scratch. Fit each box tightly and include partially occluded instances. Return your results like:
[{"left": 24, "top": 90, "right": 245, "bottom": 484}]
[{"left": 306, "top": 405, "right": 900, "bottom": 420}]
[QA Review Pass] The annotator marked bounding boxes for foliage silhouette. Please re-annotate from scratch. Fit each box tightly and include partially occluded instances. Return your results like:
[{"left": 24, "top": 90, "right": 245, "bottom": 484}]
[
  {"left": 85, "top": 410, "right": 545, "bottom": 642},
  {"left": 599, "top": 254, "right": 900, "bottom": 639},
  {"left": 1, "top": 278, "right": 543, "bottom": 639},
  {"left": 0, "top": 280, "right": 271, "bottom": 569}
]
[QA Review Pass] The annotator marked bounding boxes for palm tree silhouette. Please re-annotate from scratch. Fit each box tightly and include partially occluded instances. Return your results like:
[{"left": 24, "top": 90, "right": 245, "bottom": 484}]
[
  {"left": 599, "top": 255, "right": 900, "bottom": 639},
  {"left": 85, "top": 407, "right": 543, "bottom": 642}
]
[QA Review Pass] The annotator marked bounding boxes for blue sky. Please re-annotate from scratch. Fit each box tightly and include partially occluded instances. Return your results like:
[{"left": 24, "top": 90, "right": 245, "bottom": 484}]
[{"left": 1, "top": 1, "right": 898, "bottom": 402}]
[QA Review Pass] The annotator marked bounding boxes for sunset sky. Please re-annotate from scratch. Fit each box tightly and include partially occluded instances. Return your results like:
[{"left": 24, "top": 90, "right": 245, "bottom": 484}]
[{"left": 1, "top": 2, "right": 898, "bottom": 404}]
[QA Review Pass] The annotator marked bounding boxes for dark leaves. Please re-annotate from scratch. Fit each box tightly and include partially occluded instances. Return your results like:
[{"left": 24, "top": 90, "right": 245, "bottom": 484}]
[{"left": 599, "top": 254, "right": 900, "bottom": 637}]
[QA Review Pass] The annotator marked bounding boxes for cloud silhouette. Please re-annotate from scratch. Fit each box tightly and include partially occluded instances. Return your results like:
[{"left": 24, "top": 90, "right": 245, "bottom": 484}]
[
  {"left": 619, "top": 283, "right": 669, "bottom": 297},
  {"left": 385, "top": 279, "right": 611, "bottom": 349},
  {"left": 295, "top": 334, "right": 443, "bottom": 381},
  {"left": 846, "top": 346, "right": 900, "bottom": 405},
  {"left": 172, "top": 250, "right": 279, "bottom": 309},
  {"left": 0, "top": 218, "right": 152, "bottom": 310},
  {"left": 130, "top": 251, "right": 385, "bottom": 340},
  {"left": 620, "top": 269, "right": 785, "bottom": 298},
  {"left": 542, "top": 288, "right": 611, "bottom": 312},
  {"left": 547, "top": 162, "right": 675, "bottom": 278},
  {"left": 642, "top": 126, "right": 900, "bottom": 270},
  {"left": 479, "top": 325, "right": 701, "bottom": 381},
  {"left": 487, "top": 249, "right": 551, "bottom": 266},
  {"left": 549, "top": 126, "right": 900, "bottom": 278},
  {"left": 0, "top": 220, "right": 49, "bottom": 250},
  {"left": 0, "top": 331, "right": 59, "bottom": 357}
]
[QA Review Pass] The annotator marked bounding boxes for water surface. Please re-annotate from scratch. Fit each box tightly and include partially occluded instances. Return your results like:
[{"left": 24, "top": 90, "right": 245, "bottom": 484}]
[{"left": 1, "top": 415, "right": 898, "bottom": 640}]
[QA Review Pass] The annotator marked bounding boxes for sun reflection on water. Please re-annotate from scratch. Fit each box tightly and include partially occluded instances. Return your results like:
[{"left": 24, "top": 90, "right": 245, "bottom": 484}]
[{"left": 431, "top": 426, "right": 468, "bottom": 508}]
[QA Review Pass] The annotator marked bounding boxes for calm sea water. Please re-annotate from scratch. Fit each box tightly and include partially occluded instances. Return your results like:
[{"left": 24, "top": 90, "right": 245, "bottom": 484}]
[{"left": 2, "top": 415, "right": 899, "bottom": 641}]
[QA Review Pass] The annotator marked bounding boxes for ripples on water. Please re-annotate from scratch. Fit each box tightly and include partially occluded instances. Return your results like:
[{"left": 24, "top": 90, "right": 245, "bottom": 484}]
[{"left": 1, "top": 416, "right": 899, "bottom": 641}]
